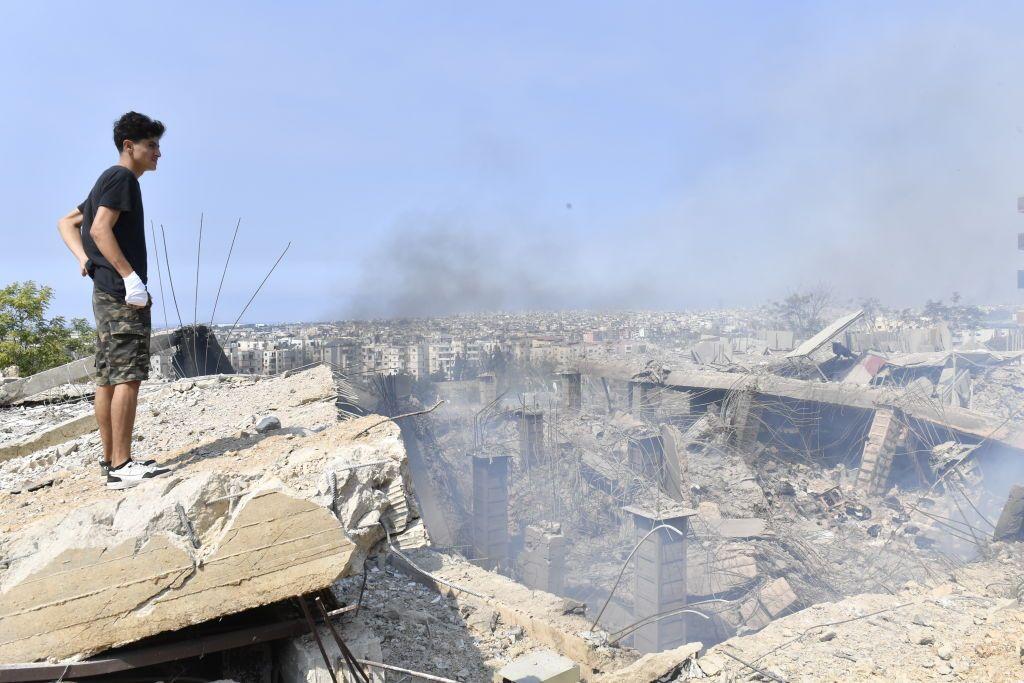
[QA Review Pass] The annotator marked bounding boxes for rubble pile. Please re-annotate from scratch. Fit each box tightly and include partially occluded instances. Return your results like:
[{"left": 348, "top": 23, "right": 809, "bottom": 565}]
[
  {"left": 699, "top": 547, "right": 1024, "bottom": 681},
  {"left": 0, "top": 366, "right": 420, "bottom": 667},
  {"left": 0, "top": 369, "right": 341, "bottom": 520},
  {"left": 397, "top": 317, "right": 1024, "bottom": 680},
  {"left": 971, "top": 363, "right": 1024, "bottom": 419},
  {"left": 2, "top": 305, "right": 1023, "bottom": 681},
  {"left": 332, "top": 563, "right": 549, "bottom": 680},
  {"left": 0, "top": 398, "right": 90, "bottom": 451}
]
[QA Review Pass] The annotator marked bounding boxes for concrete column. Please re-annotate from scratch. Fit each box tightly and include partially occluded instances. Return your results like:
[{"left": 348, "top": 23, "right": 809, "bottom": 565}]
[
  {"left": 472, "top": 453, "right": 511, "bottom": 570},
  {"left": 521, "top": 524, "right": 567, "bottom": 594},
  {"left": 994, "top": 485, "right": 1024, "bottom": 542},
  {"left": 659, "top": 424, "right": 686, "bottom": 503},
  {"left": 478, "top": 372, "right": 497, "bottom": 406},
  {"left": 627, "top": 433, "right": 666, "bottom": 487},
  {"left": 557, "top": 370, "right": 582, "bottom": 413},
  {"left": 514, "top": 409, "right": 545, "bottom": 470},
  {"left": 625, "top": 504, "right": 695, "bottom": 653},
  {"left": 729, "top": 391, "right": 762, "bottom": 450},
  {"left": 857, "top": 408, "right": 902, "bottom": 495}
]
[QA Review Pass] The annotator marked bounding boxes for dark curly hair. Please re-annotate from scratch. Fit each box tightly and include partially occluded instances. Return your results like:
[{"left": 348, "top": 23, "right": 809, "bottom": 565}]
[{"left": 113, "top": 112, "right": 165, "bottom": 152}]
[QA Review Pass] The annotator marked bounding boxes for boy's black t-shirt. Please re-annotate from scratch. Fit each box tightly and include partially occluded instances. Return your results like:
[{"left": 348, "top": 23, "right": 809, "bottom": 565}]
[{"left": 78, "top": 165, "right": 146, "bottom": 298}]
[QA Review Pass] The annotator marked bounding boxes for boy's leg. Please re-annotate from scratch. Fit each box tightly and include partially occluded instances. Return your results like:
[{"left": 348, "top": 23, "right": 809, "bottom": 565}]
[
  {"left": 95, "top": 384, "right": 115, "bottom": 464},
  {"left": 110, "top": 380, "right": 141, "bottom": 468}
]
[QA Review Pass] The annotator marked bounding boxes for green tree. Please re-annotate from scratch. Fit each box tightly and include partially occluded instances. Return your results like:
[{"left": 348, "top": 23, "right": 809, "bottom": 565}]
[
  {"left": 922, "top": 293, "right": 983, "bottom": 331},
  {"left": 0, "top": 281, "right": 95, "bottom": 376},
  {"left": 923, "top": 299, "right": 949, "bottom": 324},
  {"left": 771, "top": 285, "right": 833, "bottom": 336},
  {"left": 858, "top": 297, "right": 887, "bottom": 329}
]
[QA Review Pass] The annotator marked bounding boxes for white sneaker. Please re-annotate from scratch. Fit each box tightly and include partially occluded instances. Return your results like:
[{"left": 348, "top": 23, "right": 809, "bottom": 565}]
[
  {"left": 106, "top": 460, "right": 171, "bottom": 490},
  {"left": 99, "top": 456, "right": 156, "bottom": 479}
]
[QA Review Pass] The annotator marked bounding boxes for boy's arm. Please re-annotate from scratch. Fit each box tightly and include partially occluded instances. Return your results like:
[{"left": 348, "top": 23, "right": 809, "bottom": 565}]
[
  {"left": 56, "top": 208, "right": 88, "bottom": 276},
  {"left": 88, "top": 206, "right": 135, "bottom": 278}
]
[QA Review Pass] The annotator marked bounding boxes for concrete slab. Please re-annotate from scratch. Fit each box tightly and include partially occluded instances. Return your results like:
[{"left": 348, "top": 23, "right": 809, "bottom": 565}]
[
  {"left": 0, "top": 368, "right": 416, "bottom": 663},
  {"left": 0, "top": 412, "right": 97, "bottom": 463},
  {"left": 495, "top": 649, "right": 580, "bottom": 683}
]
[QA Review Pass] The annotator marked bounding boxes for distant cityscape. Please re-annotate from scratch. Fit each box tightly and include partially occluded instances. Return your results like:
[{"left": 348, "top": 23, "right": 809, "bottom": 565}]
[{"left": 151, "top": 304, "right": 1024, "bottom": 380}]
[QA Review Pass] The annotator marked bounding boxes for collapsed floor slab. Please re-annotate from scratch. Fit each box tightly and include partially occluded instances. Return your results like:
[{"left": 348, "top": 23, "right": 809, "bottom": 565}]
[
  {"left": 0, "top": 366, "right": 418, "bottom": 664},
  {"left": 390, "top": 547, "right": 635, "bottom": 677},
  {"left": 578, "top": 360, "right": 1024, "bottom": 452}
]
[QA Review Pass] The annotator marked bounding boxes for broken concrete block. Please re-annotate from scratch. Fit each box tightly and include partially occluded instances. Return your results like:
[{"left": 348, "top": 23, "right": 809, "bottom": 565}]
[
  {"left": 688, "top": 545, "right": 758, "bottom": 597},
  {"left": 595, "top": 641, "right": 701, "bottom": 682},
  {"left": 697, "top": 501, "right": 722, "bottom": 521},
  {"left": 521, "top": 524, "right": 567, "bottom": 594},
  {"left": 993, "top": 485, "right": 1024, "bottom": 543},
  {"left": 696, "top": 652, "right": 725, "bottom": 676},
  {"left": 256, "top": 415, "right": 282, "bottom": 433},
  {"left": 857, "top": 408, "right": 903, "bottom": 495},
  {"left": 496, "top": 649, "right": 581, "bottom": 683},
  {"left": 0, "top": 412, "right": 97, "bottom": 463},
  {"left": 738, "top": 577, "right": 798, "bottom": 632},
  {"left": 0, "top": 486, "right": 350, "bottom": 663},
  {"left": 0, "top": 412, "right": 414, "bottom": 663},
  {"left": 277, "top": 618, "right": 383, "bottom": 683}
]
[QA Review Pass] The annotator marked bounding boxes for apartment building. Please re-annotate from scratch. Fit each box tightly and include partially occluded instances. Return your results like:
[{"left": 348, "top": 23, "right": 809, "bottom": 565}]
[
  {"left": 426, "top": 337, "right": 462, "bottom": 378},
  {"left": 362, "top": 343, "right": 404, "bottom": 375},
  {"left": 320, "top": 339, "right": 362, "bottom": 373},
  {"left": 403, "top": 343, "right": 428, "bottom": 379}
]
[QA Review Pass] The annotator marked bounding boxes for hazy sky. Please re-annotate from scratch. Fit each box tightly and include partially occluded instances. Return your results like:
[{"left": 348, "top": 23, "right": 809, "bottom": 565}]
[{"left": 3, "top": 2, "right": 1024, "bottom": 323}]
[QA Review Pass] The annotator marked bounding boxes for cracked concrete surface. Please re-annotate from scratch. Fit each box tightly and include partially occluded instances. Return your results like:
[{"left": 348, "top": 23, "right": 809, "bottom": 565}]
[{"left": 0, "top": 366, "right": 418, "bottom": 663}]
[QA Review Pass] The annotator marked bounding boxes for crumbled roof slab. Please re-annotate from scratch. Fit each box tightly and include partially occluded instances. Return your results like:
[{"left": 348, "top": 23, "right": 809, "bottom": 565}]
[
  {"left": 0, "top": 366, "right": 417, "bottom": 664},
  {"left": 579, "top": 360, "right": 1024, "bottom": 451}
]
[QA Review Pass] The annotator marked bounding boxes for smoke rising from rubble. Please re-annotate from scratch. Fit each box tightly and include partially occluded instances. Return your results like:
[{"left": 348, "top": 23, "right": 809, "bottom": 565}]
[
  {"left": 618, "top": 18, "right": 1024, "bottom": 310},
  {"left": 343, "top": 13, "right": 1024, "bottom": 317},
  {"left": 345, "top": 213, "right": 654, "bottom": 318}
]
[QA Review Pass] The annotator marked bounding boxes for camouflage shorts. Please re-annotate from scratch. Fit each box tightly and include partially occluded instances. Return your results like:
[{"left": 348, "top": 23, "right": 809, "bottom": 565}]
[{"left": 93, "top": 288, "right": 152, "bottom": 386}]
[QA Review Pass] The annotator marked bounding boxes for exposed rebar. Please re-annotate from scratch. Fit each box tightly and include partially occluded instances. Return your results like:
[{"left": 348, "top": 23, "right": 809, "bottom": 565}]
[
  {"left": 159, "top": 224, "right": 184, "bottom": 329},
  {"left": 204, "top": 217, "right": 241, "bottom": 372},
  {"left": 213, "top": 241, "right": 291, "bottom": 375}
]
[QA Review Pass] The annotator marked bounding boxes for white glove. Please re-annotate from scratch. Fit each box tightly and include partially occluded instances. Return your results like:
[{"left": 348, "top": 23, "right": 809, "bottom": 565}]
[{"left": 123, "top": 271, "right": 149, "bottom": 306}]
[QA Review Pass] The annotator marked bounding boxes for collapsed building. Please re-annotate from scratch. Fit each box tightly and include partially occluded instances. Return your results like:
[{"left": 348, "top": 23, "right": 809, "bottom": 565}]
[
  {"left": 379, "top": 310, "right": 1024, "bottom": 680},
  {"left": 0, "top": 311, "right": 1022, "bottom": 682}
]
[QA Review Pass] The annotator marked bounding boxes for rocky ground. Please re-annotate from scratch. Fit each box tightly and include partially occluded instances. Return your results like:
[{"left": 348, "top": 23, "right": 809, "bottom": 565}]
[
  {"left": 697, "top": 547, "right": 1024, "bottom": 681},
  {"left": 0, "top": 368, "right": 339, "bottom": 531},
  {"left": 332, "top": 561, "right": 550, "bottom": 682},
  {"left": 2, "top": 358, "right": 1022, "bottom": 681},
  {"left": 971, "top": 362, "right": 1024, "bottom": 419},
  {"left": 0, "top": 394, "right": 93, "bottom": 449}
]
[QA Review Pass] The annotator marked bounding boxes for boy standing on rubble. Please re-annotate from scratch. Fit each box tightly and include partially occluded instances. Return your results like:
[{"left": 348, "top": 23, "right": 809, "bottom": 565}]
[{"left": 57, "top": 112, "right": 171, "bottom": 489}]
